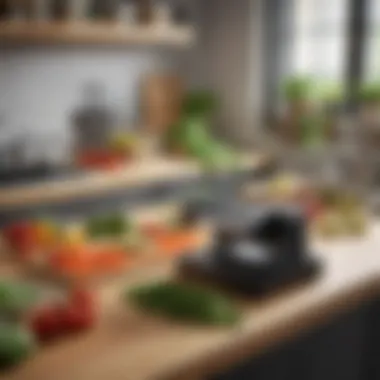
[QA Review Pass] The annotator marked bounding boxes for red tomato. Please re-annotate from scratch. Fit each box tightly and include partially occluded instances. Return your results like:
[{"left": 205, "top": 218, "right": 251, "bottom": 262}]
[
  {"left": 77, "top": 150, "right": 126, "bottom": 171},
  {"left": 69, "top": 288, "right": 95, "bottom": 311},
  {"left": 3, "top": 222, "right": 39, "bottom": 256},
  {"left": 31, "top": 306, "right": 64, "bottom": 342},
  {"left": 31, "top": 301, "right": 95, "bottom": 342},
  {"left": 61, "top": 305, "right": 95, "bottom": 333}
]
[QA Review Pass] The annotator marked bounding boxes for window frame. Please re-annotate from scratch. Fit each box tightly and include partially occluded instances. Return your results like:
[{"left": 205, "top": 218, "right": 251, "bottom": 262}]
[{"left": 262, "top": 0, "right": 370, "bottom": 119}]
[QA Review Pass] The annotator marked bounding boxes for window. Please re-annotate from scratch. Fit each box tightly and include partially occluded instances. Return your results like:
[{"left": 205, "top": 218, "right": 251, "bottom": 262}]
[
  {"left": 290, "top": 0, "right": 349, "bottom": 82},
  {"left": 365, "top": 0, "right": 380, "bottom": 81},
  {"left": 263, "top": 0, "right": 377, "bottom": 118}
]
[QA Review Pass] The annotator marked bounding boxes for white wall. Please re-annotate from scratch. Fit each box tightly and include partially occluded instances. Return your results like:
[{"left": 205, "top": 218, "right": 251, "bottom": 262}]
[
  {"left": 202, "top": 0, "right": 264, "bottom": 146},
  {"left": 0, "top": 47, "right": 174, "bottom": 161}
]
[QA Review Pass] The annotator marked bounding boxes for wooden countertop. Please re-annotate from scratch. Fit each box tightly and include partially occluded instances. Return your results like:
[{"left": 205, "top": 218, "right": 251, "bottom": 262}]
[
  {"left": 0, "top": 154, "right": 267, "bottom": 210},
  {"left": 2, "top": 219, "right": 380, "bottom": 380}
]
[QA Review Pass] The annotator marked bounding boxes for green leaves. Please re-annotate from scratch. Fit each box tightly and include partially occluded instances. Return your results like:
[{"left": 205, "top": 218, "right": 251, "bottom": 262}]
[
  {"left": 86, "top": 213, "right": 131, "bottom": 239},
  {"left": 315, "top": 81, "right": 344, "bottom": 104},
  {"left": 283, "top": 76, "right": 345, "bottom": 105},
  {"left": 165, "top": 89, "right": 239, "bottom": 171},
  {"left": 299, "top": 112, "right": 326, "bottom": 148},
  {"left": 283, "top": 76, "right": 314, "bottom": 102},
  {"left": 167, "top": 116, "right": 238, "bottom": 172},
  {"left": 183, "top": 91, "right": 218, "bottom": 117},
  {"left": 358, "top": 82, "right": 380, "bottom": 103}
]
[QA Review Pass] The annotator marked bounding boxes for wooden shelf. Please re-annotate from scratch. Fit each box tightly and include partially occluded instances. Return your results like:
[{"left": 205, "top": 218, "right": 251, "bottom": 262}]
[
  {"left": 0, "top": 154, "right": 269, "bottom": 210},
  {"left": 0, "top": 21, "right": 196, "bottom": 47}
]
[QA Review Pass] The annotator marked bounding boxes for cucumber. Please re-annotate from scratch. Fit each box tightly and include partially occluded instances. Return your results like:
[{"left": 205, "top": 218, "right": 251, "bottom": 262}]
[
  {"left": 128, "top": 282, "right": 240, "bottom": 326},
  {"left": 0, "top": 324, "right": 36, "bottom": 370}
]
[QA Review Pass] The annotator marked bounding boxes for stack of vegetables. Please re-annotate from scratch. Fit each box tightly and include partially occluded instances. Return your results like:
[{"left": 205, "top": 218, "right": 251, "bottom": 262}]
[
  {"left": 243, "top": 175, "right": 368, "bottom": 239},
  {"left": 1, "top": 211, "right": 204, "bottom": 282},
  {"left": 281, "top": 76, "right": 345, "bottom": 144},
  {"left": 311, "top": 189, "right": 367, "bottom": 238},
  {"left": 0, "top": 281, "right": 97, "bottom": 371},
  {"left": 165, "top": 91, "right": 239, "bottom": 172},
  {"left": 270, "top": 183, "right": 368, "bottom": 238}
]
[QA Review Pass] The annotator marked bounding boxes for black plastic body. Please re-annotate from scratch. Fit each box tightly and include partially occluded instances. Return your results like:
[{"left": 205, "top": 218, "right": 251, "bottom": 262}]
[{"left": 179, "top": 205, "right": 322, "bottom": 296}]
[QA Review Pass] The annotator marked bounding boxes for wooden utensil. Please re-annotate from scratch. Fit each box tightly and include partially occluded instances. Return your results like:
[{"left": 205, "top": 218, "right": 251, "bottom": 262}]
[{"left": 141, "top": 73, "right": 183, "bottom": 135}]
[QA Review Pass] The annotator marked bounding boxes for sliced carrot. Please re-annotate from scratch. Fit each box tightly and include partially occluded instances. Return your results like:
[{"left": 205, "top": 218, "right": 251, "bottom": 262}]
[
  {"left": 152, "top": 229, "right": 202, "bottom": 257},
  {"left": 93, "top": 249, "right": 129, "bottom": 274},
  {"left": 141, "top": 223, "right": 167, "bottom": 238}
]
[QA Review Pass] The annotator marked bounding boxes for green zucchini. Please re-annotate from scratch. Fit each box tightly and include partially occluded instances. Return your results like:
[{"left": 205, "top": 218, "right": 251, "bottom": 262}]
[{"left": 128, "top": 282, "right": 240, "bottom": 326}]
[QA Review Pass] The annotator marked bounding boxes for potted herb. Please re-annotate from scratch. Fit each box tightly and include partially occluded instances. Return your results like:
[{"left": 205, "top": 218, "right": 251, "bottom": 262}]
[
  {"left": 283, "top": 76, "right": 314, "bottom": 109},
  {"left": 316, "top": 81, "right": 345, "bottom": 141},
  {"left": 165, "top": 90, "right": 238, "bottom": 172},
  {"left": 299, "top": 111, "right": 327, "bottom": 148},
  {"left": 281, "top": 76, "right": 315, "bottom": 142},
  {"left": 358, "top": 82, "right": 380, "bottom": 126},
  {"left": 182, "top": 91, "right": 218, "bottom": 118},
  {"left": 165, "top": 90, "right": 218, "bottom": 155},
  {"left": 358, "top": 82, "right": 380, "bottom": 149}
]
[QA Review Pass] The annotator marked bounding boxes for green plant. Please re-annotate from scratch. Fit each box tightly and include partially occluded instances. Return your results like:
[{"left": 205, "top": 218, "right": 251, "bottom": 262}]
[
  {"left": 358, "top": 82, "right": 380, "bottom": 103},
  {"left": 283, "top": 76, "right": 314, "bottom": 102},
  {"left": 316, "top": 81, "right": 344, "bottom": 104},
  {"left": 165, "top": 89, "right": 239, "bottom": 171},
  {"left": 183, "top": 91, "right": 218, "bottom": 117},
  {"left": 300, "top": 112, "right": 326, "bottom": 147}
]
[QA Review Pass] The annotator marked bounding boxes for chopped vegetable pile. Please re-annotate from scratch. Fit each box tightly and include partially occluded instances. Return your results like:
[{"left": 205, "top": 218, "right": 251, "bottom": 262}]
[
  {"left": 0, "top": 285, "right": 98, "bottom": 370},
  {"left": 1, "top": 210, "right": 203, "bottom": 280}
]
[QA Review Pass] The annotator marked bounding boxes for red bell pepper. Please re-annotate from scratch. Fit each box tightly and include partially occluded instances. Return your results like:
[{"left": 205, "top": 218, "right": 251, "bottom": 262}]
[{"left": 3, "top": 222, "right": 39, "bottom": 256}]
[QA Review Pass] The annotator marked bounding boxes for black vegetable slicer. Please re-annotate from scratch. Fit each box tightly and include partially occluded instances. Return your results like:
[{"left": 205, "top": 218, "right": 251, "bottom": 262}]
[{"left": 178, "top": 205, "right": 322, "bottom": 296}]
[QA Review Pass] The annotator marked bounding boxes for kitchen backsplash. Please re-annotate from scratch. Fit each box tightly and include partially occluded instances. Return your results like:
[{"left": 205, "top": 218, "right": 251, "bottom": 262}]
[{"left": 0, "top": 47, "right": 179, "bottom": 164}]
